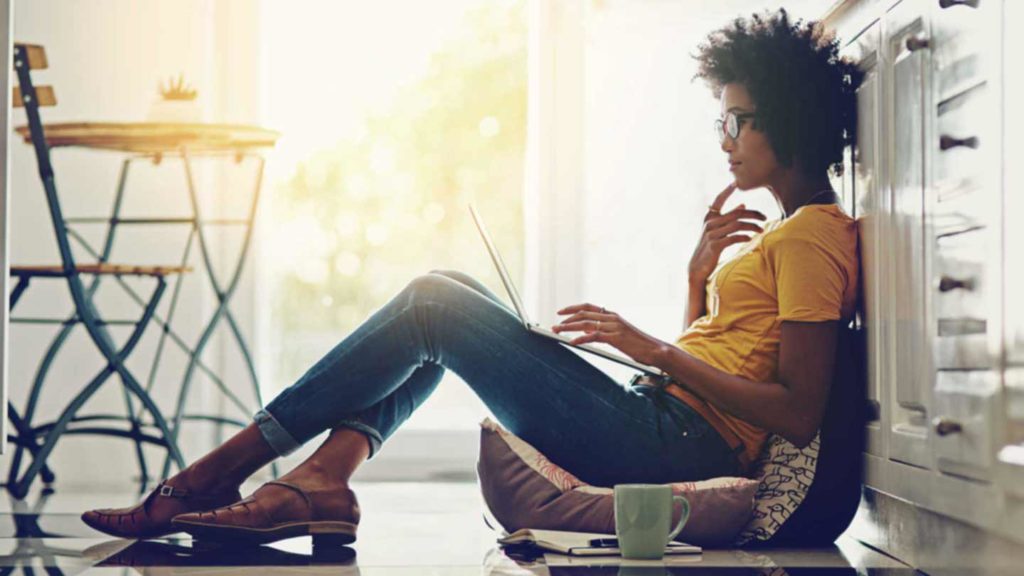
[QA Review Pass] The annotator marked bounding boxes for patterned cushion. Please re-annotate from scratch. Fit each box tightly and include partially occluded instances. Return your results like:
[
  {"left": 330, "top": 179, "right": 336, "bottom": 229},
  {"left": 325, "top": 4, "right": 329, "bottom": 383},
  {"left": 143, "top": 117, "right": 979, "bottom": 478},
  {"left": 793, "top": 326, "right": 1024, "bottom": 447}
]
[
  {"left": 734, "top": 433, "right": 820, "bottom": 545},
  {"left": 476, "top": 418, "right": 760, "bottom": 546}
]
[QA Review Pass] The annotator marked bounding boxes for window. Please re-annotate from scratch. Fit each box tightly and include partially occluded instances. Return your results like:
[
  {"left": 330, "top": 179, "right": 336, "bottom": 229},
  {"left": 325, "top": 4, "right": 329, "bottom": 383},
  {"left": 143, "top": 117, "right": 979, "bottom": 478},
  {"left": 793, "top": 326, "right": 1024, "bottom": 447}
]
[{"left": 257, "top": 0, "right": 527, "bottom": 442}]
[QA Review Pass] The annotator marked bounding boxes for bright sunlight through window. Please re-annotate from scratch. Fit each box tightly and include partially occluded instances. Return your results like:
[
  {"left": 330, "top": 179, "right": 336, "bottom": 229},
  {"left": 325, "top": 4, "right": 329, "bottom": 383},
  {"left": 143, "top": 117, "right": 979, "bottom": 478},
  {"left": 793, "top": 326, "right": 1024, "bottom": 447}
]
[{"left": 258, "top": 0, "right": 526, "bottom": 430}]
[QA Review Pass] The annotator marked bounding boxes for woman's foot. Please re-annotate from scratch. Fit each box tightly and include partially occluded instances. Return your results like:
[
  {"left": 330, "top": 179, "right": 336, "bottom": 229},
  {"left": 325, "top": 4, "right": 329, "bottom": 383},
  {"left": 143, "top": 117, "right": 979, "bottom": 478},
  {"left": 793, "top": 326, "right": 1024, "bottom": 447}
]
[
  {"left": 81, "top": 466, "right": 242, "bottom": 540},
  {"left": 170, "top": 470, "right": 360, "bottom": 547}
]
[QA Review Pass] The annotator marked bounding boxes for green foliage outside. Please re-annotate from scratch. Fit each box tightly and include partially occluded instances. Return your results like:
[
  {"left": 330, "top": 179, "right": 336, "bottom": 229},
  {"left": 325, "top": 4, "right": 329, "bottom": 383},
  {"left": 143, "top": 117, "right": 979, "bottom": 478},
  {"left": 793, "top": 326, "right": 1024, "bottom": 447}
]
[{"left": 267, "top": 1, "right": 526, "bottom": 387}]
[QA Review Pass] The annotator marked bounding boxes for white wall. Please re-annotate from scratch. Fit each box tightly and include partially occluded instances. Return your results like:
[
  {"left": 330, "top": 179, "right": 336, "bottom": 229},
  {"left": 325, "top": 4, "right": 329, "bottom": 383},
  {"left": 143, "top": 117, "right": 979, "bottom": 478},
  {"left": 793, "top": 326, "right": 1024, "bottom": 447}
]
[{"left": 4, "top": 0, "right": 262, "bottom": 489}]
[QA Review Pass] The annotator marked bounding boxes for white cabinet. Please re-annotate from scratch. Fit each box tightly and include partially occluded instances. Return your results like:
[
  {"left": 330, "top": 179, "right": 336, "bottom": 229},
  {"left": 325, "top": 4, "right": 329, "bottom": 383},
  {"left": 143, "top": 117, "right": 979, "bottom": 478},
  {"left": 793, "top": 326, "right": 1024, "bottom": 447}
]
[
  {"left": 886, "top": 0, "right": 934, "bottom": 468},
  {"left": 926, "top": 0, "right": 1003, "bottom": 484},
  {"left": 847, "top": 20, "right": 887, "bottom": 459},
  {"left": 828, "top": 0, "right": 1023, "bottom": 546}
]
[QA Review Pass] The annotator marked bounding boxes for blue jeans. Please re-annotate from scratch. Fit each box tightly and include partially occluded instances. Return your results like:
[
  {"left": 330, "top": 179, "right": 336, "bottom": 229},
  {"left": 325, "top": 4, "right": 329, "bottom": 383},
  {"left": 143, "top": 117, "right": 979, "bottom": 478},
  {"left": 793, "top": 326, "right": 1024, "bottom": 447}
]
[{"left": 254, "top": 269, "right": 741, "bottom": 486}]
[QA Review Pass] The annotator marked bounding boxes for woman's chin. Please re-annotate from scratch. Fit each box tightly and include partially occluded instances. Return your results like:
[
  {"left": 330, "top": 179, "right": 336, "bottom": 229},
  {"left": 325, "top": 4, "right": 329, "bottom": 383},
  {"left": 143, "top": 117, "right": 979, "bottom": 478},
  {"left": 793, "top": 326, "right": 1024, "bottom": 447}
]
[
  {"left": 733, "top": 178, "right": 753, "bottom": 191},
  {"left": 731, "top": 174, "right": 765, "bottom": 191}
]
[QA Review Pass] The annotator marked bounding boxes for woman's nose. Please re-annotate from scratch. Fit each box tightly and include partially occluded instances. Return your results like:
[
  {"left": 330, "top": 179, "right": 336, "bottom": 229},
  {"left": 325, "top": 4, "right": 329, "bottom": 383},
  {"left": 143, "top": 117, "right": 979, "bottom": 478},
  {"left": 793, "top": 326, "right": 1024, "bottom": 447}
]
[{"left": 720, "top": 135, "right": 735, "bottom": 154}]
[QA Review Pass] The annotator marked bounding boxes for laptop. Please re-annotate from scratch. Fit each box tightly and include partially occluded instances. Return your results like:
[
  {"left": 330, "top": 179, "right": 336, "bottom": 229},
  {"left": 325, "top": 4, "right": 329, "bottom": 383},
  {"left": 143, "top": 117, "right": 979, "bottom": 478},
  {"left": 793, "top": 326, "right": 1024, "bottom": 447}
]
[{"left": 469, "top": 203, "right": 662, "bottom": 376}]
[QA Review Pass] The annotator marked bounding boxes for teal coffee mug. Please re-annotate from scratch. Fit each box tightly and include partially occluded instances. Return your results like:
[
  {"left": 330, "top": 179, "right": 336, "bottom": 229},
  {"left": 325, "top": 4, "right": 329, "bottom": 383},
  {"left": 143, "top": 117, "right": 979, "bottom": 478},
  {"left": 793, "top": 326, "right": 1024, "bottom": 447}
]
[{"left": 613, "top": 484, "right": 690, "bottom": 560}]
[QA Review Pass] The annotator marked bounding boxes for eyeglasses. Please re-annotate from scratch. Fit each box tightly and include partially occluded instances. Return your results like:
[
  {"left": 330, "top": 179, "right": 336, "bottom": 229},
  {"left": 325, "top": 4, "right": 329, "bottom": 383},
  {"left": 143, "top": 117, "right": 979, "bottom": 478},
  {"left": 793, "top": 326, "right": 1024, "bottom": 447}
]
[{"left": 714, "top": 111, "right": 756, "bottom": 144}]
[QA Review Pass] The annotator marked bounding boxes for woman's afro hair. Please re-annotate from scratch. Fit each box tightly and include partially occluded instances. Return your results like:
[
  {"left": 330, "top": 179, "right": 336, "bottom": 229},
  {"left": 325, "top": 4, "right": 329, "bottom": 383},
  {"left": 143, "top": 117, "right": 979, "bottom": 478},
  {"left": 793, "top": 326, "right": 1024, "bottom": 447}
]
[{"left": 693, "top": 8, "right": 865, "bottom": 176}]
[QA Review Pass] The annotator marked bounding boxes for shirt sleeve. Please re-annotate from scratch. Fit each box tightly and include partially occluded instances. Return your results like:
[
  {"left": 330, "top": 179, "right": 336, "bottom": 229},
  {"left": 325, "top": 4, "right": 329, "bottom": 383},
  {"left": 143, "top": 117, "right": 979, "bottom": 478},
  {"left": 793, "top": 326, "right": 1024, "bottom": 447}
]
[{"left": 768, "top": 237, "right": 848, "bottom": 322}]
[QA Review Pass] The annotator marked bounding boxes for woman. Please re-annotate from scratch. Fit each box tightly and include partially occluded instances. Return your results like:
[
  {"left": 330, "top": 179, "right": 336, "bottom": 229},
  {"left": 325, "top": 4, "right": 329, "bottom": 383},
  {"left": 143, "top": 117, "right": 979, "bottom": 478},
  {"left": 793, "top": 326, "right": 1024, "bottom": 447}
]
[{"left": 82, "top": 8, "right": 863, "bottom": 547}]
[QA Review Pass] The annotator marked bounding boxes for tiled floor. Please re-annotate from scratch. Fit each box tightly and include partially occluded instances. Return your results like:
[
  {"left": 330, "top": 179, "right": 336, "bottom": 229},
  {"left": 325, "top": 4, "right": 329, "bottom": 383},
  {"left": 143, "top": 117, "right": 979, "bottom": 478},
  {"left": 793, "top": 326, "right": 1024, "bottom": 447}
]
[{"left": 0, "top": 480, "right": 918, "bottom": 575}]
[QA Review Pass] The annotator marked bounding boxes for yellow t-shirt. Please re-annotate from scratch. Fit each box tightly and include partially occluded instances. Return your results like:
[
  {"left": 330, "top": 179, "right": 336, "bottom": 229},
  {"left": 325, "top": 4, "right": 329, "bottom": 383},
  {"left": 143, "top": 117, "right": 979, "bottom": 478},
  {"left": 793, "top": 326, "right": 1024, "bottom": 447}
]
[{"left": 668, "top": 203, "right": 859, "bottom": 468}]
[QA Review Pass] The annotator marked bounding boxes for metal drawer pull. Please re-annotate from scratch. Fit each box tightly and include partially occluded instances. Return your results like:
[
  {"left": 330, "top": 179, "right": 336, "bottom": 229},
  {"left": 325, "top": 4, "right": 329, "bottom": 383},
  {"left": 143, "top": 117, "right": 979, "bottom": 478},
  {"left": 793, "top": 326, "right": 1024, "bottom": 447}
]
[
  {"left": 939, "top": 0, "right": 980, "bottom": 9},
  {"left": 933, "top": 417, "right": 964, "bottom": 436},
  {"left": 940, "top": 134, "right": 980, "bottom": 151},
  {"left": 938, "top": 275, "right": 975, "bottom": 292},
  {"left": 906, "top": 36, "right": 931, "bottom": 52}
]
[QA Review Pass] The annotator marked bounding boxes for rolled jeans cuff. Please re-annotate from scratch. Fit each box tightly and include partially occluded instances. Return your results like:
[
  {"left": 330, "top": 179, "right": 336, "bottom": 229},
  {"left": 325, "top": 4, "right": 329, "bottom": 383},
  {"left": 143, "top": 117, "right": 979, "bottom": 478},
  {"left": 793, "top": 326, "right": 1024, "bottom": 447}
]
[
  {"left": 253, "top": 409, "right": 301, "bottom": 457},
  {"left": 333, "top": 419, "right": 385, "bottom": 460}
]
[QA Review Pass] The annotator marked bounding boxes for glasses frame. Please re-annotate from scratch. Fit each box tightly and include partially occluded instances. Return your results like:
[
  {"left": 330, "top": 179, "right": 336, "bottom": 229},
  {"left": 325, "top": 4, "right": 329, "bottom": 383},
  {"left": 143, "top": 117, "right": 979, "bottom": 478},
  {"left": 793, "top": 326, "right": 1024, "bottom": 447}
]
[{"left": 714, "top": 111, "right": 757, "bottom": 144}]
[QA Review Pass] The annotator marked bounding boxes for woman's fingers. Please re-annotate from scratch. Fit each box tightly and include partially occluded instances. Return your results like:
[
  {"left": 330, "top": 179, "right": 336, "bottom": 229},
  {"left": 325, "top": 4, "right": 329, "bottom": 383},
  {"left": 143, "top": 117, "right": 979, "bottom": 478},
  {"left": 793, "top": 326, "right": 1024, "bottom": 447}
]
[
  {"left": 554, "top": 310, "right": 615, "bottom": 331},
  {"left": 711, "top": 233, "right": 754, "bottom": 250},
  {"left": 712, "top": 220, "right": 764, "bottom": 238},
  {"left": 557, "top": 303, "right": 605, "bottom": 314},
  {"left": 709, "top": 182, "right": 738, "bottom": 213},
  {"left": 553, "top": 320, "right": 611, "bottom": 334},
  {"left": 706, "top": 207, "right": 767, "bottom": 230}
]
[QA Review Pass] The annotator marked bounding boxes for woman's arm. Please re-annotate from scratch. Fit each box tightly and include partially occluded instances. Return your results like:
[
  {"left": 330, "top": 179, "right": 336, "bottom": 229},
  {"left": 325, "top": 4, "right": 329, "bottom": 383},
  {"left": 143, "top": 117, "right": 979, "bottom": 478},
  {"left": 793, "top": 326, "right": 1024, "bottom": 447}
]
[
  {"left": 653, "top": 319, "right": 839, "bottom": 447},
  {"left": 682, "top": 279, "right": 708, "bottom": 330}
]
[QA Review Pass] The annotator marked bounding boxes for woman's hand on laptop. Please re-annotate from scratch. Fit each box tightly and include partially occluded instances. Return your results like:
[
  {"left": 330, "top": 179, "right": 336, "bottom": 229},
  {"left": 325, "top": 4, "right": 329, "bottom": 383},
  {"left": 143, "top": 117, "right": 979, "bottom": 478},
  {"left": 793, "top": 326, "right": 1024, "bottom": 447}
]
[{"left": 553, "top": 303, "right": 668, "bottom": 366}]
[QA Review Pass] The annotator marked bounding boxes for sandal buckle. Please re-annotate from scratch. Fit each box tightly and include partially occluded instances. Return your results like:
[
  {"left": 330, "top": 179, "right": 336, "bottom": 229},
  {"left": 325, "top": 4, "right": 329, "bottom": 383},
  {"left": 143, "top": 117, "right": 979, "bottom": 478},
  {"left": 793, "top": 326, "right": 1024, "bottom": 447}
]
[{"left": 159, "top": 485, "right": 175, "bottom": 497}]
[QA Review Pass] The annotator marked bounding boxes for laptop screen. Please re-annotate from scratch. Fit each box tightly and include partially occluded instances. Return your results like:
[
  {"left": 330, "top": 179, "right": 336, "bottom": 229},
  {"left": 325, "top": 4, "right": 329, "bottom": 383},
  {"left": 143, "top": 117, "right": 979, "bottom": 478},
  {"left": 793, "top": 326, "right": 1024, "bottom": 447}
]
[{"left": 468, "top": 203, "right": 531, "bottom": 328}]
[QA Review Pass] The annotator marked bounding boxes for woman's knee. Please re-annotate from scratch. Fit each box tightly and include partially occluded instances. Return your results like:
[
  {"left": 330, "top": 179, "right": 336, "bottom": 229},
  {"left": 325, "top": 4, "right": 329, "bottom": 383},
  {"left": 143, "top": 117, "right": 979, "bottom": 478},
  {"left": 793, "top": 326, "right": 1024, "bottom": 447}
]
[
  {"left": 407, "top": 269, "right": 514, "bottom": 320},
  {"left": 427, "top": 268, "right": 476, "bottom": 286},
  {"left": 406, "top": 272, "right": 470, "bottom": 305}
]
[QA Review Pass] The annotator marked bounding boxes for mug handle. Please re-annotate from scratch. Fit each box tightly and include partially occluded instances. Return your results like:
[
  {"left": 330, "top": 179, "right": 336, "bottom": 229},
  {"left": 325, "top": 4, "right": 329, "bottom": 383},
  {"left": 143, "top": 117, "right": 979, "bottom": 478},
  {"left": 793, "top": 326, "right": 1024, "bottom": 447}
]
[{"left": 666, "top": 495, "right": 690, "bottom": 543}]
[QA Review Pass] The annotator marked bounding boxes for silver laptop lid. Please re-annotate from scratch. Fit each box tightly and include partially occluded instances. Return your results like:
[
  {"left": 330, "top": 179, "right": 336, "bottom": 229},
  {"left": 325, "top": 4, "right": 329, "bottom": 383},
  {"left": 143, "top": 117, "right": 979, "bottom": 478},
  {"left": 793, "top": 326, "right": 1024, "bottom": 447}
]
[{"left": 468, "top": 203, "right": 531, "bottom": 328}]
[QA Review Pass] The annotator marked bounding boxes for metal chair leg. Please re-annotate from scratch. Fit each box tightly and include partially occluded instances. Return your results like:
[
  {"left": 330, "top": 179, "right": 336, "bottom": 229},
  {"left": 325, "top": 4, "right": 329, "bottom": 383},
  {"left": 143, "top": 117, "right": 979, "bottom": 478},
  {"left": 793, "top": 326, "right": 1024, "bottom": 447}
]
[
  {"left": 9, "top": 276, "right": 31, "bottom": 308},
  {"left": 8, "top": 279, "right": 183, "bottom": 498},
  {"left": 7, "top": 214, "right": 145, "bottom": 494},
  {"left": 4, "top": 404, "right": 55, "bottom": 486}
]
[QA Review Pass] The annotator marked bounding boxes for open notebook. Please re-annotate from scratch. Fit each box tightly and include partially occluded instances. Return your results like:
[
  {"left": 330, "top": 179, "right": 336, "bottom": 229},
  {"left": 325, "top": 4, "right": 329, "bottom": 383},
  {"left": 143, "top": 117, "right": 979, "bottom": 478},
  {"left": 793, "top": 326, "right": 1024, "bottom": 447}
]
[{"left": 497, "top": 528, "right": 701, "bottom": 557}]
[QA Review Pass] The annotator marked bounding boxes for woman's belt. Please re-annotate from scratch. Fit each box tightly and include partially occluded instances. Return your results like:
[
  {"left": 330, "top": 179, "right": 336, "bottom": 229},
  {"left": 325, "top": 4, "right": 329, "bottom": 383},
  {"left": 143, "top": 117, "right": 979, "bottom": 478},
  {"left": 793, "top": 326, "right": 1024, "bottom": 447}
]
[{"left": 630, "top": 373, "right": 752, "bottom": 474}]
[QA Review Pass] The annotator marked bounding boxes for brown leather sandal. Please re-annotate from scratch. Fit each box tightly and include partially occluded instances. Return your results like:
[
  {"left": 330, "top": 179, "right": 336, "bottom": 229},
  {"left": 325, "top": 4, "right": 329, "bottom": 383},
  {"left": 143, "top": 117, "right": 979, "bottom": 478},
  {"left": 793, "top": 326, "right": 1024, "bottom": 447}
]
[
  {"left": 170, "top": 480, "right": 359, "bottom": 547},
  {"left": 81, "top": 480, "right": 242, "bottom": 539}
]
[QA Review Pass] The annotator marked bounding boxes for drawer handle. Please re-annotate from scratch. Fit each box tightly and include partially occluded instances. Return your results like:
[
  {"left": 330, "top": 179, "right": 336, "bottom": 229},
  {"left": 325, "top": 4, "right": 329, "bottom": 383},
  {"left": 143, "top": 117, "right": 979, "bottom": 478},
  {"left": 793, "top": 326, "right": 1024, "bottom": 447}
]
[
  {"left": 938, "top": 275, "right": 975, "bottom": 292},
  {"left": 940, "top": 134, "right": 980, "bottom": 151},
  {"left": 905, "top": 36, "right": 931, "bottom": 52},
  {"left": 939, "top": 0, "right": 980, "bottom": 9},
  {"left": 933, "top": 417, "right": 964, "bottom": 436}
]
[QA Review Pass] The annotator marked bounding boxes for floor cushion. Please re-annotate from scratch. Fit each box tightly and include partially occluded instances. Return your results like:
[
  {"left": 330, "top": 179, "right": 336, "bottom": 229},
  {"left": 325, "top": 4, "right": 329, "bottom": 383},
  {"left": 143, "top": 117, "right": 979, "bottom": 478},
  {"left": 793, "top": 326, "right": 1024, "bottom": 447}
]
[
  {"left": 734, "top": 432, "right": 821, "bottom": 545},
  {"left": 476, "top": 417, "right": 759, "bottom": 546}
]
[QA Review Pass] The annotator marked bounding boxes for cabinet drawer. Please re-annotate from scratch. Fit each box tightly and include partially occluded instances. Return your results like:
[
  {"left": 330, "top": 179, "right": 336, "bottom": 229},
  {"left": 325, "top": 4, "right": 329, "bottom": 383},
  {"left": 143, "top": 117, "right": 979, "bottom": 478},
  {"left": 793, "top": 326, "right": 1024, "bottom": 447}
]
[
  {"left": 931, "top": 0, "right": 998, "bottom": 99},
  {"left": 935, "top": 331, "right": 991, "bottom": 369},
  {"left": 930, "top": 183, "right": 996, "bottom": 235},
  {"left": 932, "top": 227, "right": 996, "bottom": 369},
  {"left": 933, "top": 82, "right": 996, "bottom": 200},
  {"left": 933, "top": 226, "right": 988, "bottom": 319},
  {"left": 934, "top": 369, "right": 999, "bottom": 481}
]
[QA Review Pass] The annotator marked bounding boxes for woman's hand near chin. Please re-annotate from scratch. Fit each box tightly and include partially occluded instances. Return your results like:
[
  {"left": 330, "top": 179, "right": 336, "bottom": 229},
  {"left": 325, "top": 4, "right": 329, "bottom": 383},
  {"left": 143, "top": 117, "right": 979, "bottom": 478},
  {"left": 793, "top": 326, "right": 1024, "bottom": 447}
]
[{"left": 688, "top": 182, "right": 766, "bottom": 283}]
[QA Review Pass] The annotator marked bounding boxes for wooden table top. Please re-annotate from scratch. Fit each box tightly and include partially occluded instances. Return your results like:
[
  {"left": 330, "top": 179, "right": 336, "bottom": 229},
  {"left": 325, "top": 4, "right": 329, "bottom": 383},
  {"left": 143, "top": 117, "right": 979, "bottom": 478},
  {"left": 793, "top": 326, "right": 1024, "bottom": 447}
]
[{"left": 14, "top": 122, "right": 280, "bottom": 155}]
